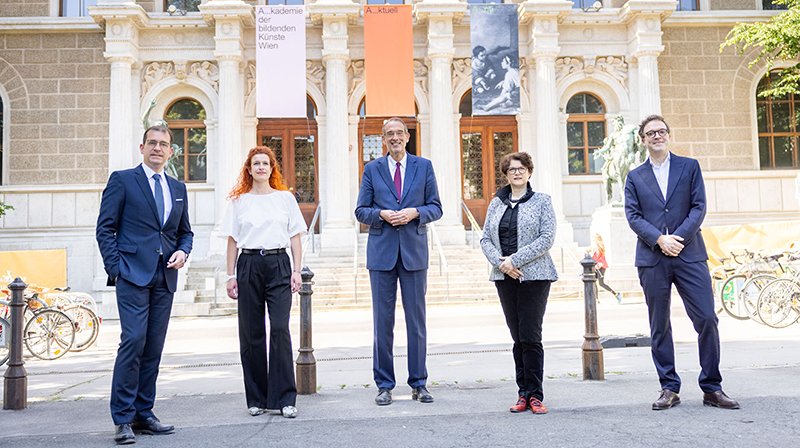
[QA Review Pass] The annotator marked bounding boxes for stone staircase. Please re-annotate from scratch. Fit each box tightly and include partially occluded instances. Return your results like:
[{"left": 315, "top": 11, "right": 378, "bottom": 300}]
[{"left": 182, "top": 233, "right": 589, "bottom": 316}]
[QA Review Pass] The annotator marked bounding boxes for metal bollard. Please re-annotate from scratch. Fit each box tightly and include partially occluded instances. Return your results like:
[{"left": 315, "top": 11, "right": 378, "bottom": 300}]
[
  {"left": 4, "top": 278, "right": 28, "bottom": 410},
  {"left": 580, "top": 255, "right": 604, "bottom": 381},
  {"left": 295, "top": 266, "right": 316, "bottom": 394}
]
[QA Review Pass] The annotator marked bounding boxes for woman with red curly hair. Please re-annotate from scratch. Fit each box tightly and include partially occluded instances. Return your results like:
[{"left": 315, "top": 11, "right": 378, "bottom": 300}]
[{"left": 220, "top": 146, "right": 306, "bottom": 419}]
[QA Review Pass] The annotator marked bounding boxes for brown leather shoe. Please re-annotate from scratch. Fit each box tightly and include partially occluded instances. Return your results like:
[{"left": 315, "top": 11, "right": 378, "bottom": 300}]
[
  {"left": 703, "top": 390, "right": 740, "bottom": 410},
  {"left": 652, "top": 389, "right": 681, "bottom": 410}
]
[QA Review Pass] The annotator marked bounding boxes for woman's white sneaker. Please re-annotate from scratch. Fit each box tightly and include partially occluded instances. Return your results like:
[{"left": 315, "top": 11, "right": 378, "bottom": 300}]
[
  {"left": 248, "top": 407, "right": 265, "bottom": 416},
  {"left": 281, "top": 406, "right": 297, "bottom": 418}
]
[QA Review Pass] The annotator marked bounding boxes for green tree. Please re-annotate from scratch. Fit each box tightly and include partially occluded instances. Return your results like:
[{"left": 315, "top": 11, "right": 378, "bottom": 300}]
[{"left": 721, "top": 0, "right": 800, "bottom": 98}]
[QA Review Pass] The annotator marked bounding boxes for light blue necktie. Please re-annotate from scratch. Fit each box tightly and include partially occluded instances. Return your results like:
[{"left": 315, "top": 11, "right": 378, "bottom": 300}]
[{"left": 153, "top": 173, "right": 165, "bottom": 227}]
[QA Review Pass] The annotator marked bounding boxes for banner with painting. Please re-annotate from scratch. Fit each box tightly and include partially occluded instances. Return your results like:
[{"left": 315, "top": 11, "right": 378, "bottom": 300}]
[
  {"left": 364, "top": 5, "right": 414, "bottom": 117},
  {"left": 470, "top": 4, "right": 520, "bottom": 116},
  {"left": 256, "top": 5, "right": 307, "bottom": 118}
]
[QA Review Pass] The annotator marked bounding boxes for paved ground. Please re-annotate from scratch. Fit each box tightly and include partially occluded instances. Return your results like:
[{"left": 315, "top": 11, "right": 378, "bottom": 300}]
[{"left": 2, "top": 295, "right": 800, "bottom": 447}]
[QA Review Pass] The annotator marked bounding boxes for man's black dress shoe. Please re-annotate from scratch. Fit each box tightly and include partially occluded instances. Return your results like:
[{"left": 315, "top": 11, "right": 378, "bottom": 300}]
[
  {"left": 411, "top": 386, "right": 434, "bottom": 403},
  {"left": 375, "top": 388, "right": 392, "bottom": 406},
  {"left": 114, "top": 424, "right": 135, "bottom": 445},
  {"left": 652, "top": 389, "right": 680, "bottom": 410},
  {"left": 703, "top": 390, "right": 740, "bottom": 409},
  {"left": 132, "top": 417, "right": 175, "bottom": 435}
]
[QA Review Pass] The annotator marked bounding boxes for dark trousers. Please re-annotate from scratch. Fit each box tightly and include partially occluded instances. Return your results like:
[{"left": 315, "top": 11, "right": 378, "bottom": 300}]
[
  {"left": 236, "top": 251, "right": 297, "bottom": 409},
  {"left": 495, "top": 278, "right": 550, "bottom": 401},
  {"left": 111, "top": 260, "right": 173, "bottom": 425},
  {"left": 596, "top": 267, "right": 617, "bottom": 296},
  {"left": 638, "top": 257, "right": 722, "bottom": 393},
  {"left": 369, "top": 251, "right": 428, "bottom": 390}
]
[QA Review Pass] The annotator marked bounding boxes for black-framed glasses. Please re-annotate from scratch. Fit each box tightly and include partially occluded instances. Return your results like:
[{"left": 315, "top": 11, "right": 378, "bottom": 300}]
[
  {"left": 506, "top": 167, "right": 528, "bottom": 174},
  {"left": 146, "top": 139, "right": 171, "bottom": 149},
  {"left": 644, "top": 129, "right": 669, "bottom": 138}
]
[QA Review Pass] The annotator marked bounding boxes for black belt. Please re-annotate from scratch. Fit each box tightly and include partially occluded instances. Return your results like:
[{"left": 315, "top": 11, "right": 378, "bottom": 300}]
[{"left": 241, "top": 248, "right": 285, "bottom": 256}]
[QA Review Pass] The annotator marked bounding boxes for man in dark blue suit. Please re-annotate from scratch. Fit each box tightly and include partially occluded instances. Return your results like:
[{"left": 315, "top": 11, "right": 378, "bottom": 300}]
[
  {"left": 355, "top": 117, "right": 442, "bottom": 406},
  {"left": 624, "top": 115, "right": 738, "bottom": 411},
  {"left": 97, "top": 125, "right": 194, "bottom": 444}
]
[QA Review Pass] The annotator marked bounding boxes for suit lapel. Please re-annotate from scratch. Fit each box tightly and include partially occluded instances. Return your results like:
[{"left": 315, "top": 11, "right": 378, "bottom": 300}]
[
  {"left": 376, "top": 156, "right": 399, "bottom": 201},
  {"left": 639, "top": 161, "right": 665, "bottom": 204},
  {"left": 402, "top": 155, "right": 419, "bottom": 202},
  {"left": 134, "top": 164, "right": 161, "bottom": 224},
  {"left": 664, "top": 155, "right": 686, "bottom": 205}
]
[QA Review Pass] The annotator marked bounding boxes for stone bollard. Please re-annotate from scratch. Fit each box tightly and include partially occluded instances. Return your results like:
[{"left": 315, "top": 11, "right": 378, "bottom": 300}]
[
  {"left": 580, "top": 255, "right": 604, "bottom": 381},
  {"left": 4, "top": 278, "right": 28, "bottom": 410},
  {"left": 295, "top": 266, "right": 316, "bottom": 394}
]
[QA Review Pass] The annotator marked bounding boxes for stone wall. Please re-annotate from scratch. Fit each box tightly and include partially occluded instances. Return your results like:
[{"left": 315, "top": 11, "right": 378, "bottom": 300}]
[
  {"left": 658, "top": 25, "right": 760, "bottom": 171},
  {"left": 0, "top": 32, "right": 110, "bottom": 185},
  {"left": 0, "top": 0, "right": 49, "bottom": 17},
  {"left": 710, "top": 0, "right": 758, "bottom": 10}
]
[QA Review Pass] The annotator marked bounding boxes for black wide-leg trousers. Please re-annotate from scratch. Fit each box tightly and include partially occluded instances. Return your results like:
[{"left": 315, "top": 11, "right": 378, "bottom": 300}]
[{"left": 236, "top": 251, "right": 297, "bottom": 410}]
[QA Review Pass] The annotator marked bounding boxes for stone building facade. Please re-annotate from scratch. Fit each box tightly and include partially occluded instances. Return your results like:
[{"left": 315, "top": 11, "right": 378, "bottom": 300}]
[{"left": 0, "top": 0, "right": 798, "bottom": 295}]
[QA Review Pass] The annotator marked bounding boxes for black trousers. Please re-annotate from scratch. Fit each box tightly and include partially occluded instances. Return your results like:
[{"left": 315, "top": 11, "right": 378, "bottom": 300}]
[
  {"left": 596, "top": 267, "right": 618, "bottom": 296},
  {"left": 236, "top": 251, "right": 297, "bottom": 409},
  {"left": 495, "top": 278, "right": 551, "bottom": 401}
]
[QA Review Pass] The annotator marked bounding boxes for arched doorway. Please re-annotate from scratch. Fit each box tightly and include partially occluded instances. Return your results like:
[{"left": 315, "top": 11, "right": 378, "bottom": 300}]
[
  {"left": 256, "top": 96, "right": 319, "bottom": 227},
  {"left": 165, "top": 98, "right": 208, "bottom": 183},
  {"left": 356, "top": 97, "right": 419, "bottom": 178},
  {"left": 459, "top": 90, "right": 518, "bottom": 227}
]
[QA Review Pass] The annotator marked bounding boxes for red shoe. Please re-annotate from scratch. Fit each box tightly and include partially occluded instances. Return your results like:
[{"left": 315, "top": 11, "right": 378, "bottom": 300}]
[
  {"left": 509, "top": 396, "right": 528, "bottom": 413},
  {"left": 529, "top": 397, "right": 549, "bottom": 414}
]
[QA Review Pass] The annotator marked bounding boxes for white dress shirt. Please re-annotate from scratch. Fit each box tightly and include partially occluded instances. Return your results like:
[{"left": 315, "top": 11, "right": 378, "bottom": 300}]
[
  {"left": 141, "top": 163, "right": 172, "bottom": 225},
  {"left": 649, "top": 152, "right": 671, "bottom": 201}
]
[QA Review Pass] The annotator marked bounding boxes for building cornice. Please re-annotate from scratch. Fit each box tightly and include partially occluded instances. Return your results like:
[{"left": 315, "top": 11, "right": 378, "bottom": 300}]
[
  {"left": 0, "top": 17, "right": 101, "bottom": 33},
  {"left": 664, "top": 11, "right": 781, "bottom": 26},
  {"left": 414, "top": 0, "right": 467, "bottom": 25},
  {"left": 307, "top": 0, "right": 361, "bottom": 27}
]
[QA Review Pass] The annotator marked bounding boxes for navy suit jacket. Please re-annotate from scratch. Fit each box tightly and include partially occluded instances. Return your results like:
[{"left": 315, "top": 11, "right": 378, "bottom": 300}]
[
  {"left": 96, "top": 164, "right": 193, "bottom": 292},
  {"left": 624, "top": 153, "right": 708, "bottom": 268},
  {"left": 355, "top": 154, "right": 443, "bottom": 271}
]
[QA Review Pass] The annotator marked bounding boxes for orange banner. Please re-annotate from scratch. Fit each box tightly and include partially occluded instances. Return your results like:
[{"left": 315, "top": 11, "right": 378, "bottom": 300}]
[
  {"left": 363, "top": 5, "right": 414, "bottom": 117},
  {"left": 0, "top": 249, "right": 68, "bottom": 289}
]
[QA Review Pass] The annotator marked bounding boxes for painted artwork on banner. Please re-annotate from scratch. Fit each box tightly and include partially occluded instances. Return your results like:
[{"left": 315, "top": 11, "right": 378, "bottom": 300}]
[
  {"left": 470, "top": 4, "right": 519, "bottom": 116},
  {"left": 256, "top": 5, "right": 307, "bottom": 118}
]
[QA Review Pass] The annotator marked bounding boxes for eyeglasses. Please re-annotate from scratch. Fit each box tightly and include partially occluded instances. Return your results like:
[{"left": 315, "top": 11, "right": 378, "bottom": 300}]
[
  {"left": 644, "top": 129, "right": 669, "bottom": 138},
  {"left": 145, "top": 139, "right": 171, "bottom": 149},
  {"left": 506, "top": 167, "right": 528, "bottom": 174},
  {"left": 383, "top": 131, "right": 407, "bottom": 138}
]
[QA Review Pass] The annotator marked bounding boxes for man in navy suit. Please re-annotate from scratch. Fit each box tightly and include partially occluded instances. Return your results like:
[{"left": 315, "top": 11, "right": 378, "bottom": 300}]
[
  {"left": 97, "top": 125, "right": 194, "bottom": 444},
  {"left": 355, "top": 117, "right": 442, "bottom": 406},
  {"left": 624, "top": 115, "right": 738, "bottom": 411}
]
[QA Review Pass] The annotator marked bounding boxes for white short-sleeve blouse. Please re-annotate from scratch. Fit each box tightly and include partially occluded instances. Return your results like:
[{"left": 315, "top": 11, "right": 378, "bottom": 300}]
[{"left": 220, "top": 191, "right": 307, "bottom": 249}]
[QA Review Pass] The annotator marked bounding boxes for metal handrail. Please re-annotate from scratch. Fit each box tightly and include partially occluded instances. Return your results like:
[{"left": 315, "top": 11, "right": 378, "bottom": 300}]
[
  {"left": 428, "top": 222, "right": 450, "bottom": 301},
  {"left": 301, "top": 203, "right": 323, "bottom": 259},
  {"left": 461, "top": 201, "right": 482, "bottom": 248}
]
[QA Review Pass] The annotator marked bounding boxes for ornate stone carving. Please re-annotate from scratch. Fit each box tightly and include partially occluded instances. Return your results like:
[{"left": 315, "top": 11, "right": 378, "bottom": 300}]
[
  {"left": 414, "top": 59, "right": 429, "bottom": 96},
  {"left": 174, "top": 60, "right": 188, "bottom": 82},
  {"left": 519, "top": 57, "right": 528, "bottom": 98},
  {"left": 142, "top": 62, "right": 175, "bottom": 95},
  {"left": 596, "top": 56, "right": 628, "bottom": 85},
  {"left": 555, "top": 57, "right": 583, "bottom": 84},
  {"left": 348, "top": 59, "right": 365, "bottom": 97},
  {"left": 246, "top": 62, "right": 256, "bottom": 97},
  {"left": 189, "top": 61, "right": 220, "bottom": 91},
  {"left": 306, "top": 60, "right": 326, "bottom": 96},
  {"left": 452, "top": 58, "right": 471, "bottom": 87}
]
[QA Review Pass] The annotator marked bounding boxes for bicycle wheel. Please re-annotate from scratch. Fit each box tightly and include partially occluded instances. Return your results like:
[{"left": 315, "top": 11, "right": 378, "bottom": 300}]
[
  {"left": 63, "top": 305, "right": 100, "bottom": 352},
  {"left": 757, "top": 279, "right": 800, "bottom": 329},
  {"left": 719, "top": 274, "right": 749, "bottom": 320},
  {"left": 740, "top": 274, "right": 777, "bottom": 324},
  {"left": 23, "top": 309, "right": 75, "bottom": 360},
  {"left": 0, "top": 316, "right": 10, "bottom": 366}
]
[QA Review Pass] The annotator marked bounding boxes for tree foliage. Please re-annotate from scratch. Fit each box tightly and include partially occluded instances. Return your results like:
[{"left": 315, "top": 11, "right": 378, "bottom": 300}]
[{"left": 721, "top": 0, "right": 800, "bottom": 98}]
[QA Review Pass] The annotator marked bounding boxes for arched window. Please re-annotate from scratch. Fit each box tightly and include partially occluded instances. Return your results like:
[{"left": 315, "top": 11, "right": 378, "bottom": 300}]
[
  {"left": 566, "top": 93, "right": 605, "bottom": 175},
  {"left": 165, "top": 98, "right": 207, "bottom": 182},
  {"left": 756, "top": 73, "right": 799, "bottom": 169}
]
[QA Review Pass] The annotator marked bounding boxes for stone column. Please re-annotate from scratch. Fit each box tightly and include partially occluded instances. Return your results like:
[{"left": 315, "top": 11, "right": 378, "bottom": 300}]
[
  {"left": 309, "top": 1, "right": 360, "bottom": 250},
  {"left": 634, "top": 51, "right": 661, "bottom": 117},
  {"left": 107, "top": 56, "right": 136, "bottom": 172},
  {"left": 417, "top": 1, "right": 467, "bottom": 245}
]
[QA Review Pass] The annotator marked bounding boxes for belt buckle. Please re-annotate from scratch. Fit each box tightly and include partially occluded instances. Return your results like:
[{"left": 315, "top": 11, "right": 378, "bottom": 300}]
[{"left": 259, "top": 249, "right": 266, "bottom": 256}]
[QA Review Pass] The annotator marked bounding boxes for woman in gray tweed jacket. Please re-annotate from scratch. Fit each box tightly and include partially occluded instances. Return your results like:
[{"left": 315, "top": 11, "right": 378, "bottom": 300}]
[{"left": 480, "top": 152, "right": 557, "bottom": 415}]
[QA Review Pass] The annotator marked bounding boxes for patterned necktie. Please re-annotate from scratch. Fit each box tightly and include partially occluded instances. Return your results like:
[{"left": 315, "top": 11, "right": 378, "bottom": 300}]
[
  {"left": 153, "top": 173, "right": 165, "bottom": 227},
  {"left": 393, "top": 161, "right": 402, "bottom": 201}
]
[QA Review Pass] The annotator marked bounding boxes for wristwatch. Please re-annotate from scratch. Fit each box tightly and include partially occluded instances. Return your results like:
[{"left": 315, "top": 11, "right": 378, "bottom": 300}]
[{"left": 226, "top": 274, "right": 236, "bottom": 281}]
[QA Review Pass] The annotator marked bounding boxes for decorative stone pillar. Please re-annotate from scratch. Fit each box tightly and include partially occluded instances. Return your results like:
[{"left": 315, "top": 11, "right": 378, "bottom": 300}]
[
  {"left": 309, "top": 1, "right": 360, "bottom": 250},
  {"left": 200, "top": 0, "right": 253, "bottom": 227},
  {"left": 89, "top": 1, "right": 148, "bottom": 173},
  {"left": 520, "top": 1, "right": 573, "bottom": 242},
  {"left": 416, "top": 1, "right": 466, "bottom": 245}
]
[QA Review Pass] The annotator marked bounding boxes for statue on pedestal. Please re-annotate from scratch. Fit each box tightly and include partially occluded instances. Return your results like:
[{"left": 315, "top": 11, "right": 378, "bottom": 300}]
[{"left": 596, "top": 116, "right": 645, "bottom": 204}]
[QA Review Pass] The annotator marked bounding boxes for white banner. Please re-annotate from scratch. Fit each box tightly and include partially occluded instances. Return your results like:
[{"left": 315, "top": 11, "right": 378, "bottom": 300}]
[{"left": 256, "top": 5, "right": 306, "bottom": 118}]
